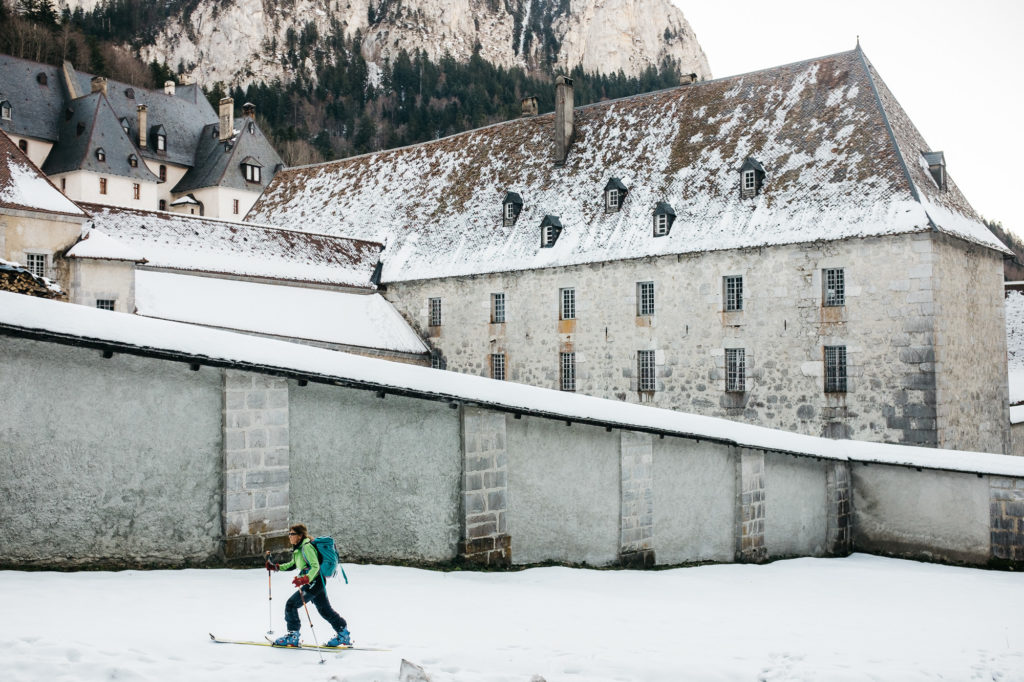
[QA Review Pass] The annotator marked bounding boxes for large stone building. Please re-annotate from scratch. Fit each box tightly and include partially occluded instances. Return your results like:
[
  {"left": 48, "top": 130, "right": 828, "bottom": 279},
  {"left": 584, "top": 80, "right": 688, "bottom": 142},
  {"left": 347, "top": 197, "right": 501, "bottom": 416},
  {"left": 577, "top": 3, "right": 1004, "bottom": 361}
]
[
  {"left": 250, "top": 47, "right": 1013, "bottom": 454},
  {"left": 0, "top": 54, "right": 283, "bottom": 220}
]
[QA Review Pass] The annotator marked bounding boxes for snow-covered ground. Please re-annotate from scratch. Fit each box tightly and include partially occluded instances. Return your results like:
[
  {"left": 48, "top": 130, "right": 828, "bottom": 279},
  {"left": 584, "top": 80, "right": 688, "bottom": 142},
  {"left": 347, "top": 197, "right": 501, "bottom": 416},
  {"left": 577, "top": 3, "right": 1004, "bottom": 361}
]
[{"left": 2, "top": 554, "right": 1022, "bottom": 681}]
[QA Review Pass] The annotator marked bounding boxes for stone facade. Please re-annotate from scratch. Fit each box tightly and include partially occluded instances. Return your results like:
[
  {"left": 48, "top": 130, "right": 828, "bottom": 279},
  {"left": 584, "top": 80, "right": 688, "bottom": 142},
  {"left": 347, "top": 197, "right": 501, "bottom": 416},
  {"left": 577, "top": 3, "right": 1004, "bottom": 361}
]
[
  {"left": 460, "top": 407, "right": 511, "bottom": 566},
  {"left": 826, "top": 461, "right": 853, "bottom": 556},
  {"left": 619, "top": 431, "right": 654, "bottom": 566},
  {"left": 223, "top": 370, "right": 291, "bottom": 558},
  {"left": 735, "top": 448, "right": 767, "bottom": 562},
  {"left": 386, "top": 232, "right": 1010, "bottom": 454},
  {"left": 990, "top": 476, "right": 1024, "bottom": 564}
]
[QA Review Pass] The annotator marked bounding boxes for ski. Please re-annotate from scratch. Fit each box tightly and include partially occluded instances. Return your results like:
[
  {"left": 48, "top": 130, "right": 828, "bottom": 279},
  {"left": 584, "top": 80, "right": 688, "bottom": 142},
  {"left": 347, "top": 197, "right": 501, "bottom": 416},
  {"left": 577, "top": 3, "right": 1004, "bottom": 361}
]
[{"left": 208, "top": 633, "right": 389, "bottom": 652}]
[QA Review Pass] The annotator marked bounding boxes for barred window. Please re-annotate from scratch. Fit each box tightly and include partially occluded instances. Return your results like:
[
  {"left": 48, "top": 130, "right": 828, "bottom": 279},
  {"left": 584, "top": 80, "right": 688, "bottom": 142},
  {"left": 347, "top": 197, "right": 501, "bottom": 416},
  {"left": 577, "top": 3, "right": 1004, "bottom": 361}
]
[
  {"left": 743, "top": 169, "right": 756, "bottom": 194},
  {"left": 132, "top": 183, "right": 140, "bottom": 200},
  {"left": 637, "top": 281, "right": 655, "bottom": 316},
  {"left": 825, "top": 345, "right": 848, "bottom": 393},
  {"left": 491, "top": 353, "right": 506, "bottom": 381},
  {"left": 724, "top": 275, "right": 743, "bottom": 311},
  {"left": 638, "top": 350, "right": 656, "bottom": 392},
  {"left": 430, "top": 350, "right": 446, "bottom": 370},
  {"left": 654, "top": 213, "right": 669, "bottom": 237},
  {"left": 96, "top": 299, "right": 115, "bottom": 311},
  {"left": 491, "top": 292, "right": 506, "bottom": 323},
  {"left": 542, "top": 225, "right": 558, "bottom": 247},
  {"left": 607, "top": 188, "right": 620, "bottom": 210},
  {"left": 823, "top": 268, "right": 845, "bottom": 307},
  {"left": 726, "top": 348, "right": 746, "bottom": 392},
  {"left": 560, "top": 287, "right": 576, "bottom": 320},
  {"left": 560, "top": 352, "right": 576, "bottom": 391},
  {"left": 25, "top": 253, "right": 46, "bottom": 278},
  {"left": 428, "top": 297, "right": 442, "bottom": 326}
]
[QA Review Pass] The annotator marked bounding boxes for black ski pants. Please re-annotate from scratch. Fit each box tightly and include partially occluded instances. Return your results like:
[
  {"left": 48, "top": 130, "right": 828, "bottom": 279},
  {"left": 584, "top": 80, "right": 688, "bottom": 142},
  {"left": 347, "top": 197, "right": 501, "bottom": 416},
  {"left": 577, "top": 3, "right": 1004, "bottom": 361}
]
[{"left": 284, "top": 578, "right": 346, "bottom": 633}]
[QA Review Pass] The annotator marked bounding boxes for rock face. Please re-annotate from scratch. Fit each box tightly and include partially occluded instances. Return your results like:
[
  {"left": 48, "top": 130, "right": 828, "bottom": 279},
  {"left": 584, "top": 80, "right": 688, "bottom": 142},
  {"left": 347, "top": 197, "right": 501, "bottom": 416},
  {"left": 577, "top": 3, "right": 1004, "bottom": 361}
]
[{"left": 105, "top": 0, "right": 710, "bottom": 88}]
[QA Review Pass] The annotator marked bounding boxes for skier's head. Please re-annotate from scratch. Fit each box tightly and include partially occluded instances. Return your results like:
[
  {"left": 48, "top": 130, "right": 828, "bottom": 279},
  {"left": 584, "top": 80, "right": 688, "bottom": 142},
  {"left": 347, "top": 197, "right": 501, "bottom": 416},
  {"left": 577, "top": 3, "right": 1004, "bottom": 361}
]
[{"left": 288, "top": 523, "right": 308, "bottom": 545}]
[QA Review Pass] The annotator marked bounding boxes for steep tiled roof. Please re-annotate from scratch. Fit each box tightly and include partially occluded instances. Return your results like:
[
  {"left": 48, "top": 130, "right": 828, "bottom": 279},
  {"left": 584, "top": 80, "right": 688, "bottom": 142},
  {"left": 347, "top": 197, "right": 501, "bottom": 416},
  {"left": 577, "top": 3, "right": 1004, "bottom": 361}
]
[
  {"left": 174, "top": 118, "right": 283, "bottom": 193},
  {"left": 0, "top": 129, "right": 86, "bottom": 217},
  {"left": 68, "top": 203, "right": 383, "bottom": 288},
  {"left": 250, "top": 48, "right": 1009, "bottom": 284},
  {"left": 41, "top": 92, "right": 160, "bottom": 182}
]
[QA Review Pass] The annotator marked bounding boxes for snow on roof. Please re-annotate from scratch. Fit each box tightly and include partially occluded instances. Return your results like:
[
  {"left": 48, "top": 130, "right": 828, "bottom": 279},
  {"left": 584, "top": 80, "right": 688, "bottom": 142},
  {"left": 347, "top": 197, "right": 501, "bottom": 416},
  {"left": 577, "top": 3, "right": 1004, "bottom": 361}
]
[
  {"left": 134, "top": 270, "right": 428, "bottom": 354},
  {"left": 0, "top": 130, "right": 87, "bottom": 217},
  {"left": 74, "top": 203, "right": 383, "bottom": 288},
  {"left": 66, "top": 228, "right": 147, "bottom": 263},
  {"left": 3, "top": 290, "right": 1022, "bottom": 477},
  {"left": 250, "top": 48, "right": 1008, "bottom": 284}
]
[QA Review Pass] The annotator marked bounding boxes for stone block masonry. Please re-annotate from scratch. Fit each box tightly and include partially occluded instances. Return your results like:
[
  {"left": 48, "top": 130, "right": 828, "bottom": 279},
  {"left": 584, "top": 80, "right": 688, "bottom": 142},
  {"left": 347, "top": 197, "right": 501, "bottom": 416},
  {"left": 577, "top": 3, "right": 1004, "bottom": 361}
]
[
  {"left": 826, "top": 462, "right": 853, "bottom": 555},
  {"left": 223, "top": 370, "right": 291, "bottom": 559},
  {"left": 736, "top": 448, "right": 767, "bottom": 562},
  {"left": 460, "top": 408, "right": 511, "bottom": 566},
  {"left": 990, "top": 477, "right": 1024, "bottom": 564},
  {"left": 619, "top": 431, "right": 654, "bottom": 567}
]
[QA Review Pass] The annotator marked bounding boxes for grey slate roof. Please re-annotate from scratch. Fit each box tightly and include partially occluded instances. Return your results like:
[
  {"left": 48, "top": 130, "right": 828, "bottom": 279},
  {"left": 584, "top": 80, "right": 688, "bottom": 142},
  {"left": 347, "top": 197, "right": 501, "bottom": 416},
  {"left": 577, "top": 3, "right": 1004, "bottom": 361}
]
[
  {"left": 0, "top": 55, "right": 67, "bottom": 142},
  {"left": 174, "top": 118, "right": 283, "bottom": 193},
  {"left": 41, "top": 92, "right": 159, "bottom": 182}
]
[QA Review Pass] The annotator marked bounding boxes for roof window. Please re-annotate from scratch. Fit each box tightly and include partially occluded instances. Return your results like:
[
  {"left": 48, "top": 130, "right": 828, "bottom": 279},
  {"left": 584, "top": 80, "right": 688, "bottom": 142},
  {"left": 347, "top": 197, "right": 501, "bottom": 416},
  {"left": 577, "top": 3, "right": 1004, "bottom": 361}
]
[
  {"left": 120, "top": 117, "right": 131, "bottom": 135},
  {"left": 241, "top": 157, "right": 262, "bottom": 183},
  {"left": 604, "top": 178, "right": 628, "bottom": 213},
  {"left": 0, "top": 100, "right": 10, "bottom": 121},
  {"left": 124, "top": 87, "right": 135, "bottom": 99},
  {"left": 540, "top": 215, "right": 563, "bottom": 248},
  {"left": 128, "top": 154, "right": 138, "bottom": 168},
  {"left": 653, "top": 202, "right": 676, "bottom": 237},
  {"left": 922, "top": 151, "right": 946, "bottom": 191},
  {"left": 152, "top": 125, "right": 167, "bottom": 152},
  {"left": 36, "top": 72, "right": 48, "bottom": 86},
  {"left": 502, "top": 191, "right": 523, "bottom": 226},
  {"left": 95, "top": 148, "right": 106, "bottom": 162},
  {"left": 739, "top": 157, "right": 765, "bottom": 198}
]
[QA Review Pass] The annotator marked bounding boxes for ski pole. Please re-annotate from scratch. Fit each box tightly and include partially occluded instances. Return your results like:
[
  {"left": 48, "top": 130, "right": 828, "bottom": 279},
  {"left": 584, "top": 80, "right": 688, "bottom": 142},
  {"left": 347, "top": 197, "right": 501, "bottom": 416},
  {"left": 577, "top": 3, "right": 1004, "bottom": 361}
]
[
  {"left": 296, "top": 585, "right": 326, "bottom": 664},
  {"left": 265, "top": 552, "right": 274, "bottom": 635}
]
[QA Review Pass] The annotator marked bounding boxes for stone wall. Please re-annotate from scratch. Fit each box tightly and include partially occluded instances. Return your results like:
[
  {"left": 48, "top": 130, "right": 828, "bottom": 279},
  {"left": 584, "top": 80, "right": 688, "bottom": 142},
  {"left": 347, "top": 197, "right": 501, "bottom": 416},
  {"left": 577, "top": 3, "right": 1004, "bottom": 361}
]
[{"left": 384, "top": 234, "right": 1010, "bottom": 454}]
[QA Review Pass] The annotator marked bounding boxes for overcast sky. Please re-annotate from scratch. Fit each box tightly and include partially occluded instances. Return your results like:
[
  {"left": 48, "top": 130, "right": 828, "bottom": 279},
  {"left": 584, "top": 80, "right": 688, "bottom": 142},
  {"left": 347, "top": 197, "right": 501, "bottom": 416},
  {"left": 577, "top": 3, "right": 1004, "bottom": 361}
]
[{"left": 675, "top": 0, "right": 1024, "bottom": 238}]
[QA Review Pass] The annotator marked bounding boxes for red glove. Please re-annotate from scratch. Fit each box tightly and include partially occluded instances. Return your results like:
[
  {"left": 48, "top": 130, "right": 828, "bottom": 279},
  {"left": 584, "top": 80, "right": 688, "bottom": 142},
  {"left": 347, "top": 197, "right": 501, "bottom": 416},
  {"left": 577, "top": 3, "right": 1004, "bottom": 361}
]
[
  {"left": 292, "top": 575, "right": 310, "bottom": 587},
  {"left": 265, "top": 559, "right": 278, "bottom": 571}
]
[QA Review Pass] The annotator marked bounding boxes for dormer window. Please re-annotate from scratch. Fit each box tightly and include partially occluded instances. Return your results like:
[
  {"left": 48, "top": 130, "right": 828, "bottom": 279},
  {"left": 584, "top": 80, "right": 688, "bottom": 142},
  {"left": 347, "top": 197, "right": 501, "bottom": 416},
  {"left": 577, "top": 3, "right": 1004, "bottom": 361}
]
[
  {"left": 502, "top": 191, "right": 523, "bottom": 226},
  {"left": 120, "top": 117, "right": 131, "bottom": 135},
  {"left": 95, "top": 148, "right": 106, "bottom": 162},
  {"left": 604, "top": 178, "right": 628, "bottom": 213},
  {"left": 1, "top": 100, "right": 11, "bottom": 120},
  {"left": 923, "top": 151, "right": 946, "bottom": 191},
  {"left": 152, "top": 125, "right": 167, "bottom": 152},
  {"left": 36, "top": 72, "right": 48, "bottom": 86},
  {"left": 540, "top": 215, "right": 563, "bottom": 248},
  {"left": 739, "top": 157, "right": 766, "bottom": 198},
  {"left": 241, "top": 157, "right": 263, "bottom": 183},
  {"left": 653, "top": 202, "right": 676, "bottom": 237},
  {"left": 128, "top": 154, "right": 138, "bottom": 168}
]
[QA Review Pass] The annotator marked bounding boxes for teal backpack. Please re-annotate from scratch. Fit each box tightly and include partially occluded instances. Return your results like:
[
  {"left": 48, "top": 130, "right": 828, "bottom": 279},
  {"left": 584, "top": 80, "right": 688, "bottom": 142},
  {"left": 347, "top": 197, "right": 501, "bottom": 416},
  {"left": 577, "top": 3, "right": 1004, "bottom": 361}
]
[{"left": 310, "top": 536, "right": 348, "bottom": 584}]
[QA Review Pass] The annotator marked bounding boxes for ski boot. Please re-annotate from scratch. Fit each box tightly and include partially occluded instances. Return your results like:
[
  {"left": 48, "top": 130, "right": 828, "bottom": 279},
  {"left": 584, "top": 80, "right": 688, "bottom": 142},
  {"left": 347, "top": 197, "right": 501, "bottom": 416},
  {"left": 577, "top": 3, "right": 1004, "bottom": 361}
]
[
  {"left": 272, "top": 630, "right": 301, "bottom": 647},
  {"left": 326, "top": 627, "right": 352, "bottom": 647}
]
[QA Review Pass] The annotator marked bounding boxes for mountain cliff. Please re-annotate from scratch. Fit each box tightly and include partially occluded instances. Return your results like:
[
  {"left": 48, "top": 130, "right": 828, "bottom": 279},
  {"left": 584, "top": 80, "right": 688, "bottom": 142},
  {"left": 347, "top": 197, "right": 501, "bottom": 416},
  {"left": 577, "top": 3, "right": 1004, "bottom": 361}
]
[{"left": 71, "top": 0, "right": 711, "bottom": 88}]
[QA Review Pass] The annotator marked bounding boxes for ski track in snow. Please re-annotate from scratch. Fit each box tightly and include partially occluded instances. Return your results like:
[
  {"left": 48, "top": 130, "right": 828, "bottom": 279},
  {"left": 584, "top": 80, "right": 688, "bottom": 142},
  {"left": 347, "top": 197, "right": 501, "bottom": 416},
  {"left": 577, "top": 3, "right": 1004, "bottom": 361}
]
[{"left": 0, "top": 555, "right": 1022, "bottom": 681}]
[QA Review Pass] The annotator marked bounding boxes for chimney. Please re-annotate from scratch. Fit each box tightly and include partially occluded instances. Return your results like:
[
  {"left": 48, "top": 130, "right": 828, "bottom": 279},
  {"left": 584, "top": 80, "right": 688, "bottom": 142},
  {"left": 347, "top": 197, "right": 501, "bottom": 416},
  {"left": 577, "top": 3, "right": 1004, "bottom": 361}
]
[
  {"left": 520, "top": 96, "right": 538, "bottom": 117},
  {"left": 242, "top": 102, "right": 256, "bottom": 118},
  {"left": 219, "top": 97, "right": 234, "bottom": 142},
  {"left": 553, "top": 75, "right": 574, "bottom": 165},
  {"left": 137, "top": 104, "right": 147, "bottom": 148},
  {"left": 90, "top": 76, "right": 107, "bottom": 96},
  {"left": 164, "top": 80, "right": 176, "bottom": 96}
]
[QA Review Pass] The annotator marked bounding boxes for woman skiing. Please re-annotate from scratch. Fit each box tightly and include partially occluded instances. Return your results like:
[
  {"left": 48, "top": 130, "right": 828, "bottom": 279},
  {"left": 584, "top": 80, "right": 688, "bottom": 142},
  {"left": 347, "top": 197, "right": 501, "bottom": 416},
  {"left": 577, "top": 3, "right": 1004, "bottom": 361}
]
[{"left": 266, "top": 523, "right": 352, "bottom": 647}]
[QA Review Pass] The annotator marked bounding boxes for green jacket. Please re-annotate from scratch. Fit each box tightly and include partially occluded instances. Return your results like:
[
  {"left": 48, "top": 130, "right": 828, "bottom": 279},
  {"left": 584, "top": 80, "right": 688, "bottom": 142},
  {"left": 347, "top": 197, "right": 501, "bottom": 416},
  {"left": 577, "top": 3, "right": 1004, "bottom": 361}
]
[{"left": 279, "top": 537, "right": 320, "bottom": 583}]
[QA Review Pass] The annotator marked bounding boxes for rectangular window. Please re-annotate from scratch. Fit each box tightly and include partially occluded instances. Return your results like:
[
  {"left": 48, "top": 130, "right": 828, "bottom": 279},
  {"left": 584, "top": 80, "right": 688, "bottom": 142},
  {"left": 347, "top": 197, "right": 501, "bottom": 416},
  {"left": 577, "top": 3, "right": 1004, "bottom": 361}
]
[
  {"left": 638, "top": 350, "right": 656, "bottom": 392},
  {"left": 607, "top": 188, "right": 619, "bottom": 210},
  {"left": 823, "top": 268, "right": 845, "bottom": 307},
  {"left": 726, "top": 348, "right": 746, "bottom": 392},
  {"left": 233, "top": 199, "right": 240, "bottom": 215},
  {"left": 491, "top": 353, "right": 506, "bottom": 381},
  {"left": 637, "top": 281, "right": 655, "bottom": 316},
  {"left": 724, "top": 275, "right": 743, "bottom": 311},
  {"left": 542, "top": 225, "right": 557, "bottom": 247},
  {"left": 25, "top": 253, "right": 46, "bottom": 278},
  {"left": 560, "top": 352, "right": 576, "bottom": 392},
  {"left": 99, "top": 177, "right": 108, "bottom": 195},
  {"left": 654, "top": 213, "right": 669, "bottom": 236},
  {"left": 743, "top": 169, "right": 756, "bottom": 192},
  {"left": 491, "top": 292, "right": 506, "bottom": 323},
  {"left": 60, "top": 177, "right": 66, "bottom": 191},
  {"left": 96, "top": 299, "right": 116, "bottom": 311},
  {"left": 428, "top": 297, "right": 442, "bottom": 327},
  {"left": 159, "top": 165, "right": 167, "bottom": 181},
  {"left": 504, "top": 203, "right": 515, "bottom": 221},
  {"left": 825, "top": 345, "right": 848, "bottom": 393},
  {"left": 430, "top": 351, "right": 446, "bottom": 370},
  {"left": 132, "top": 183, "right": 140, "bottom": 200},
  {"left": 560, "top": 287, "right": 576, "bottom": 320}
]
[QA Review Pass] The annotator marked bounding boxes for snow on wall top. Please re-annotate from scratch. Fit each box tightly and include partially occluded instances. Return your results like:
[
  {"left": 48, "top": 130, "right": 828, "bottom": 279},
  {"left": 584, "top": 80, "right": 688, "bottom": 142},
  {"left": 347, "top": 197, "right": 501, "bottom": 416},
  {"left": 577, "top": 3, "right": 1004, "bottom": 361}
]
[
  {"left": 70, "top": 203, "right": 383, "bottom": 288},
  {"left": 2, "top": 290, "right": 1023, "bottom": 477},
  {"left": 0, "top": 130, "right": 87, "bottom": 218},
  {"left": 250, "top": 48, "right": 1008, "bottom": 284}
]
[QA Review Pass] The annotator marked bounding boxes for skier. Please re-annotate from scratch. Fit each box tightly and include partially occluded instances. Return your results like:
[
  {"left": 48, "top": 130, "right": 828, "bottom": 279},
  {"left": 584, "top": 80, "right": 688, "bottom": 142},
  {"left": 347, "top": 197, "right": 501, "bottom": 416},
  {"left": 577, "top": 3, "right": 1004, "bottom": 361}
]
[{"left": 266, "top": 523, "right": 352, "bottom": 647}]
